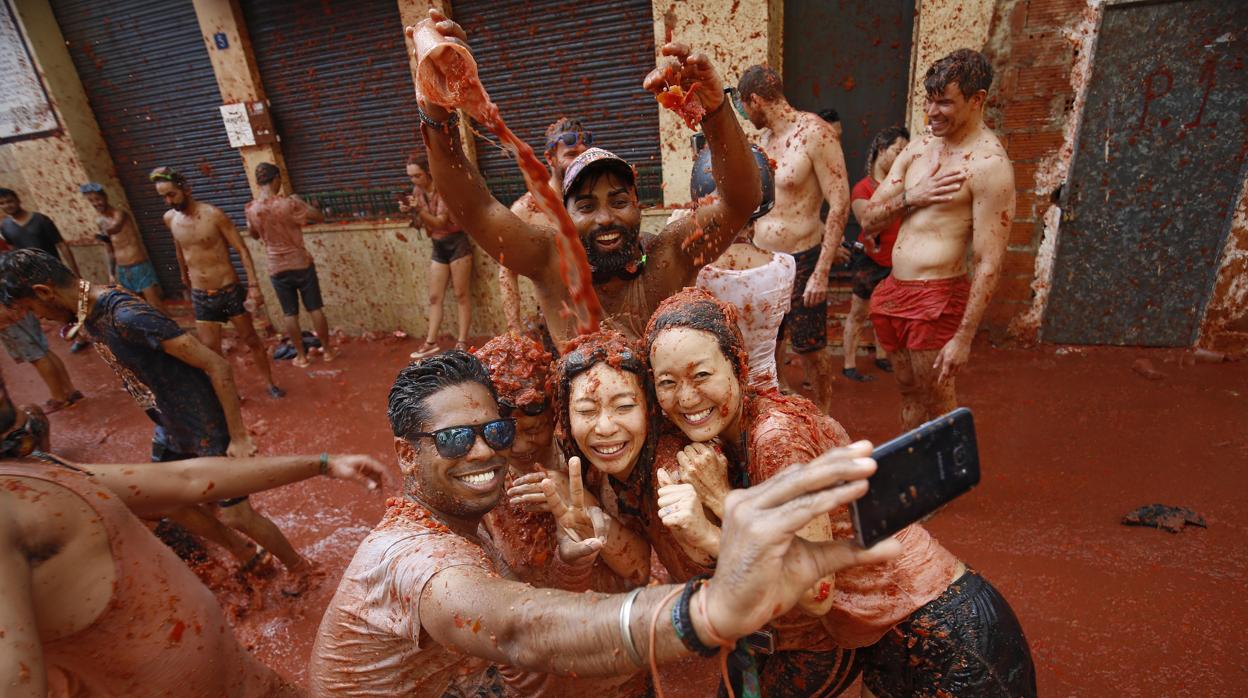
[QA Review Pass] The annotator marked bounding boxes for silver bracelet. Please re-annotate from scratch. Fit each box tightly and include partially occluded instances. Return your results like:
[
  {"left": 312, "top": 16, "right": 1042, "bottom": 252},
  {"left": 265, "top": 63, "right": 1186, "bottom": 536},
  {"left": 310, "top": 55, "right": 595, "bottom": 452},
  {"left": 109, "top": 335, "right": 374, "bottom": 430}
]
[{"left": 618, "top": 587, "right": 645, "bottom": 666}]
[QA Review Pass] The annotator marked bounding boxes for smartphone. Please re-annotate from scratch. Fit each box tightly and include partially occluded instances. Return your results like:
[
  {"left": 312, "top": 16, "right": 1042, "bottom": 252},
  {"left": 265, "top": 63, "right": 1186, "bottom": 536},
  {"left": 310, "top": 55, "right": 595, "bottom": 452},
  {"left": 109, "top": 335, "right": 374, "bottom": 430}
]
[{"left": 851, "top": 407, "right": 980, "bottom": 548}]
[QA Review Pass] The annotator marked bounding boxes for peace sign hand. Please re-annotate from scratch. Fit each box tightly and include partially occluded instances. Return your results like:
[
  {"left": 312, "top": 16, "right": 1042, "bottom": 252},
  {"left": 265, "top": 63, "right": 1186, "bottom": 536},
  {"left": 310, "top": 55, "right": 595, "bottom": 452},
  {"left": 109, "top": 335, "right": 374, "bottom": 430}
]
[{"left": 548, "top": 457, "right": 609, "bottom": 565}]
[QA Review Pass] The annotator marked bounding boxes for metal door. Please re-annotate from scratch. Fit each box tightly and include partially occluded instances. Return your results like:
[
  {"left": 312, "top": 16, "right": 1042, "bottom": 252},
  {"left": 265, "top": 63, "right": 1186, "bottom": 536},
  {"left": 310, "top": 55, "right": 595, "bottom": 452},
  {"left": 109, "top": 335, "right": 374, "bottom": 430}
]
[
  {"left": 50, "top": 0, "right": 250, "bottom": 295},
  {"left": 783, "top": 0, "right": 915, "bottom": 204},
  {"left": 1042, "top": 0, "right": 1248, "bottom": 346},
  {"left": 453, "top": 0, "right": 662, "bottom": 205}
]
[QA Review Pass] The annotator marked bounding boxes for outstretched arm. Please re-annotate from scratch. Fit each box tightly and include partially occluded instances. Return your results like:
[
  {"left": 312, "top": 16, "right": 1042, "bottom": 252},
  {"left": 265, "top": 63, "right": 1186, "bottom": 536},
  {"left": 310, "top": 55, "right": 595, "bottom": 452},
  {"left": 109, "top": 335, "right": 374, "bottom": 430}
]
[
  {"left": 84, "top": 454, "right": 385, "bottom": 517},
  {"left": 0, "top": 508, "right": 44, "bottom": 698},
  {"left": 160, "top": 333, "right": 255, "bottom": 457},
  {"left": 803, "top": 122, "right": 852, "bottom": 306},
  {"left": 423, "top": 442, "right": 896, "bottom": 677},
  {"left": 932, "top": 156, "right": 1015, "bottom": 384},
  {"left": 646, "top": 44, "right": 761, "bottom": 283}
]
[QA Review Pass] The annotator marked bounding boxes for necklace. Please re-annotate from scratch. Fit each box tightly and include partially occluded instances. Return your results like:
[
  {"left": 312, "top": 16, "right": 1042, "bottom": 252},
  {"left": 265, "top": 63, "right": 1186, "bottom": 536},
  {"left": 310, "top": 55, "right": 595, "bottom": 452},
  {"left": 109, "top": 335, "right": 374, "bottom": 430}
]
[{"left": 64, "top": 279, "right": 91, "bottom": 340}]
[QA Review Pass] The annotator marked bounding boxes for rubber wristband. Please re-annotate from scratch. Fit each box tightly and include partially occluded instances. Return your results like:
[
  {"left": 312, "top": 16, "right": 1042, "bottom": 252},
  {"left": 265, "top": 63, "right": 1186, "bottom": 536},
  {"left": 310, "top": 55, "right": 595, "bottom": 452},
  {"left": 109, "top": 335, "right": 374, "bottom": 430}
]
[
  {"left": 702, "top": 93, "right": 728, "bottom": 121},
  {"left": 672, "top": 577, "right": 718, "bottom": 657},
  {"left": 319, "top": 452, "right": 329, "bottom": 475},
  {"left": 694, "top": 582, "right": 734, "bottom": 648}
]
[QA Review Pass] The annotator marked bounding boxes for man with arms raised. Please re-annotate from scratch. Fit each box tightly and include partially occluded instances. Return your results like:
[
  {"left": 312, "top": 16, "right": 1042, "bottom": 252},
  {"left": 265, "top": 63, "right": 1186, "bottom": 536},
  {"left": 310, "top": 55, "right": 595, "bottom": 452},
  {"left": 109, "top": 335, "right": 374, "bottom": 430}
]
[
  {"left": 417, "top": 11, "right": 760, "bottom": 344},
  {"left": 0, "top": 369, "right": 384, "bottom": 697},
  {"left": 736, "top": 66, "right": 851, "bottom": 414},
  {"left": 858, "top": 49, "right": 1014, "bottom": 430},
  {"left": 310, "top": 349, "right": 897, "bottom": 695},
  {"left": 150, "top": 167, "right": 284, "bottom": 398},
  {"left": 80, "top": 182, "right": 164, "bottom": 312},
  {"left": 500, "top": 116, "right": 591, "bottom": 336},
  {"left": 0, "top": 249, "right": 313, "bottom": 589}
]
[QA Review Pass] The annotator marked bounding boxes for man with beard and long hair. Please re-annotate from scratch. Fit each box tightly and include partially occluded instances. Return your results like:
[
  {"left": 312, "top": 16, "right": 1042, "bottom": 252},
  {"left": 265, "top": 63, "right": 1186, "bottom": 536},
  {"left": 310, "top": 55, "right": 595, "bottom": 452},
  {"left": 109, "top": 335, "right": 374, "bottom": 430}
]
[
  {"left": 416, "top": 12, "right": 761, "bottom": 345},
  {"left": 149, "top": 167, "right": 283, "bottom": 399}
]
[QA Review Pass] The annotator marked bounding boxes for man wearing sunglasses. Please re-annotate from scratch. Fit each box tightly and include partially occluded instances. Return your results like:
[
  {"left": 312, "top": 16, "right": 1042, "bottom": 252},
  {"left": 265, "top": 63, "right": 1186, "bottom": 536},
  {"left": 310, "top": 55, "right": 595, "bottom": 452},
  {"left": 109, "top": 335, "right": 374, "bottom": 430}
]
[
  {"left": 416, "top": 11, "right": 761, "bottom": 346},
  {"left": 311, "top": 348, "right": 899, "bottom": 695},
  {"left": 501, "top": 117, "right": 593, "bottom": 337}
]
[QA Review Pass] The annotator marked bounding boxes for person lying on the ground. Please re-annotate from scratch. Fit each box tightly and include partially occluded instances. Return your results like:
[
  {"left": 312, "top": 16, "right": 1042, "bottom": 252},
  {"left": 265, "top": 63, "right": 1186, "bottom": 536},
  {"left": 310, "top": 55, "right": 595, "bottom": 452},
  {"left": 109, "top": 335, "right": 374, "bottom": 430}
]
[
  {"left": 856, "top": 49, "right": 1015, "bottom": 432},
  {"left": 474, "top": 332, "right": 647, "bottom": 696},
  {"left": 0, "top": 378, "right": 384, "bottom": 697},
  {"left": 81, "top": 182, "right": 165, "bottom": 312},
  {"left": 309, "top": 349, "right": 898, "bottom": 696},
  {"left": 501, "top": 117, "right": 593, "bottom": 334},
  {"left": 415, "top": 10, "right": 760, "bottom": 345},
  {"left": 149, "top": 166, "right": 284, "bottom": 398},
  {"left": 643, "top": 288, "right": 1037, "bottom": 697},
  {"left": 0, "top": 249, "right": 312, "bottom": 587}
]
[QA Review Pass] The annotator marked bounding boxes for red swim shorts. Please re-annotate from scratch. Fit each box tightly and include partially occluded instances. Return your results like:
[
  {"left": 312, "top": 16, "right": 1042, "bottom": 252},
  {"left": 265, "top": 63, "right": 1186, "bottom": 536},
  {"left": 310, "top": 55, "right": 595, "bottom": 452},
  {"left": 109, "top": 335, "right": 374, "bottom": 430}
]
[{"left": 869, "top": 275, "right": 970, "bottom": 353}]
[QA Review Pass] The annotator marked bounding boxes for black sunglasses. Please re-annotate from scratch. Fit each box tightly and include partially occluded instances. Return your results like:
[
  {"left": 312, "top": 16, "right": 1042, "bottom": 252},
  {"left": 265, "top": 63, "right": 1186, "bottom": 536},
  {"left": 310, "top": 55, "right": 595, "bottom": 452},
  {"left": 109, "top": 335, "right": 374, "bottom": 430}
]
[
  {"left": 545, "top": 130, "right": 593, "bottom": 151},
  {"left": 500, "top": 399, "right": 548, "bottom": 417},
  {"left": 409, "top": 418, "right": 516, "bottom": 459}
]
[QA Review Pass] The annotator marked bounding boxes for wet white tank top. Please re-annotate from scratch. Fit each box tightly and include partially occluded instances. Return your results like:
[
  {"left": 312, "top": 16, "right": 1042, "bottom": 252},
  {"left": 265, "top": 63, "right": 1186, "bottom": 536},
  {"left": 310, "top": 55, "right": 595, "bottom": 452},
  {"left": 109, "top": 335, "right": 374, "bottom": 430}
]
[{"left": 696, "top": 252, "right": 795, "bottom": 391}]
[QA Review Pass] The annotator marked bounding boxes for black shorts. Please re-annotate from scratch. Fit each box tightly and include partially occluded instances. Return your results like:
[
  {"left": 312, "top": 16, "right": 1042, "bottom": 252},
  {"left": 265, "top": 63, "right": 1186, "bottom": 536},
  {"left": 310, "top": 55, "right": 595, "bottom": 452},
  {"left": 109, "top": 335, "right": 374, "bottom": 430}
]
[
  {"left": 781, "top": 244, "right": 827, "bottom": 353},
  {"left": 271, "top": 264, "right": 325, "bottom": 317},
  {"left": 191, "top": 283, "right": 248, "bottom": 323},
  {"left": 852, "top": 257, "right": 892, "bottom": 300},
  {"left": 431, "top": 232, "right": 472, "bottom": 264},
  {"left": 862, "top": 570, "right": 1037, "bottom": 698}
]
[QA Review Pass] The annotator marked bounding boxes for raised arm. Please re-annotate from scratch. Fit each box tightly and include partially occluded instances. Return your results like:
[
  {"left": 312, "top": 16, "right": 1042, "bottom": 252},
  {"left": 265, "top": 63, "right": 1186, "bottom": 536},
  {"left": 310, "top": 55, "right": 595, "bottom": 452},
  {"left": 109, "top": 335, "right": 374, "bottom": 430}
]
[
  {"left": 932, "top": 155, "right": 1015, "bottom": 384},
  {"left": 646, "top": 44, "right": 761, "bottom": 284},
  {"left": 0, "top": 507, "right": 44, "bottom": 698},
  {"left": 85, "top": 454, "right": 384, "bottom": 518},
  {"left": 802, "top": 121, "right": 852, "bottom": 306},
  {"left": 291, "top": 194, "right": 326, "bottom": 224},
  {"left": 423, "top": 442, "right": 897, "bottom": 677},
  {"left": 159, "top": 333, "right": 255, "bottom": 457}
]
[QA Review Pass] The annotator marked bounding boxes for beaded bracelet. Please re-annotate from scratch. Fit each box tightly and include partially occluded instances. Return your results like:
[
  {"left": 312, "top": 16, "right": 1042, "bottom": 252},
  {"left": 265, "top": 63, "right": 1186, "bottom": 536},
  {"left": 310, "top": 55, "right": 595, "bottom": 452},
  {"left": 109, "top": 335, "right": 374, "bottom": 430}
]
[{"left": 417, "top": 105, "right": 460, "bottom": 134}]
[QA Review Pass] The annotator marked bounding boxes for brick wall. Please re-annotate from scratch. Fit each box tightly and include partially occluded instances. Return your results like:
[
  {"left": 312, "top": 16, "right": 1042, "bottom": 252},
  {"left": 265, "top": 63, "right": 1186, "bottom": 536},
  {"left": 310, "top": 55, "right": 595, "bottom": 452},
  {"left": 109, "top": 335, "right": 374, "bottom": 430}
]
[{"left": 980, "top": 0, "right": 1089, "bottom": 340}]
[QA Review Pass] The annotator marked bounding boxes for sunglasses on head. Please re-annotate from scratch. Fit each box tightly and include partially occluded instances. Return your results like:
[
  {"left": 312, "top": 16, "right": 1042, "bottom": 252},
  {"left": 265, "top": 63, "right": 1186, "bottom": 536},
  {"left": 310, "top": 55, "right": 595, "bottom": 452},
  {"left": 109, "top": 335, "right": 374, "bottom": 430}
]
[
  {"left": 409, "top": 418, "right": 516, "bottom": 459},
  {"left": 564, "top": 347, "right": 643, "bottom": 377},
  {"left": 500, "top": 398, "right": 548, "bottom": 417},
  {"left": 546, "top": 131, "right": 593, "bottom": 151}
]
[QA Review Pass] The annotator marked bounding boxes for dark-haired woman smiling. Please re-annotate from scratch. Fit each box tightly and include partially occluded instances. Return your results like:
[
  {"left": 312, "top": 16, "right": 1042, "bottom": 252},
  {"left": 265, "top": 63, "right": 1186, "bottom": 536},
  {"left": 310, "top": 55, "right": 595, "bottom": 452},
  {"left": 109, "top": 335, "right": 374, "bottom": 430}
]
[{"left": 644, "top": 288, "right": 1036, "bottom": 698}]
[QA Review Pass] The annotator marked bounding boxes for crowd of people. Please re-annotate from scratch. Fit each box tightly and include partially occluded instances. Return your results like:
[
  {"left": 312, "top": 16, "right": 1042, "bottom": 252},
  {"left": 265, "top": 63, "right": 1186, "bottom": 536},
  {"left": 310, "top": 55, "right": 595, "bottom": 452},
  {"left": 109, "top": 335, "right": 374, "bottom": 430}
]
[{"left": 0, "top": 7, "right": 1033, "bottom": 696}]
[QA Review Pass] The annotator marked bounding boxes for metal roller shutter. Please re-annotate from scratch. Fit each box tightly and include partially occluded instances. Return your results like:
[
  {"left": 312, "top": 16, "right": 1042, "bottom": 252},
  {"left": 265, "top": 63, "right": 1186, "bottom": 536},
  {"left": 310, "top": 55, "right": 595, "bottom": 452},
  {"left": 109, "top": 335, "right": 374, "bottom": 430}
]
[
  {"left": 50, "top": 0, "right": 250, "bottom": 295},
  {"left": 240, "top": 0, "right": 418, "bottom": 199},
  {"left": 453, "top": 0, "right": 662, "bottom": 205}
]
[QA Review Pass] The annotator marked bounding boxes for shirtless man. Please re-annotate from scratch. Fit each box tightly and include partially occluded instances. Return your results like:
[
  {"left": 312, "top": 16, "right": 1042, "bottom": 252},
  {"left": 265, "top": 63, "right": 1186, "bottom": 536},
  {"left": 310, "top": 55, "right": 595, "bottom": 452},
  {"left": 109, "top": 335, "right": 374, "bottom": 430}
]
[
  {"left": 80, "top": 182, "right": 163, "bottom": 311},
  {"left": 245, "top": 162, "right": 336, "bottom": 367},
  {"left": 500, "top": 117, "right": 592, "bottom": 334},
  {"left": 415, "top": 10, "right": 760, "bottom": 345},
  {"left": 857, "top": 49, "right": 1015, "bottom": 430},
  {"left": 0, "top": 371, "right": 384, "bottom": 697},
  {"left": 309, "top": 349, "right": 898, "bottom": 695},
  {"left": 149, "top": 167, "right": 283, "bottom": 398},
  {"left": 737, "top": 66, "right": 851, "bottom": 413}
]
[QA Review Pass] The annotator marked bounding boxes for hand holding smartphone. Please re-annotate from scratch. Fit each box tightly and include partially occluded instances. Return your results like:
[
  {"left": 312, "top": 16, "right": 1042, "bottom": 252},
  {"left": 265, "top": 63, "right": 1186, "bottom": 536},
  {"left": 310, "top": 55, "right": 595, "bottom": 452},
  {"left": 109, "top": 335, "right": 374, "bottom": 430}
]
[{"left": 851, "top": 408, "right": 981, "bottom": 548}]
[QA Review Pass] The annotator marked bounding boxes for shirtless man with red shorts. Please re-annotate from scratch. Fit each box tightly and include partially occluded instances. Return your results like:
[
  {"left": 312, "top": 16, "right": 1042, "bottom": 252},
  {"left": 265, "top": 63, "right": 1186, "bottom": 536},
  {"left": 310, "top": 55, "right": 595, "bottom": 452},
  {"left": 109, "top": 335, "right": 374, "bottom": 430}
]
[
  {"left": 150, "top": 167, "right": 284, "bottom": 398},
  {"left": 736, "top": 65, "right": 851, "bottom": 414},
  {"left": 857, "top": 49, "right": 1015, "bottom": 430}
]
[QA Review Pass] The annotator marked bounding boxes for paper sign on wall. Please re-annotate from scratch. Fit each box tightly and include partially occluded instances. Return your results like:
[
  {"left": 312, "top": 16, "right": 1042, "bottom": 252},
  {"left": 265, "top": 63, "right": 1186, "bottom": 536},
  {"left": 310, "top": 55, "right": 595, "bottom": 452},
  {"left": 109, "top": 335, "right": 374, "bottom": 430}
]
[
  {"left": 220, "top": 103, "right": 255, "bottom": 148},
  {"left": 0, "top": 0, "right": 58, "bottom": 141}
]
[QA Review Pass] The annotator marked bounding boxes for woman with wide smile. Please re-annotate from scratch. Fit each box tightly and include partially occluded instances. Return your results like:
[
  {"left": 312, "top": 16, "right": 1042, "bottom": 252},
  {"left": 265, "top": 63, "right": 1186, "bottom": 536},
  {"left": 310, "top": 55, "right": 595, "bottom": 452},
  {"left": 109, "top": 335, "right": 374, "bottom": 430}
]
[{"left": 644, "top": 288, "right": 1036, "bottom": 698}]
